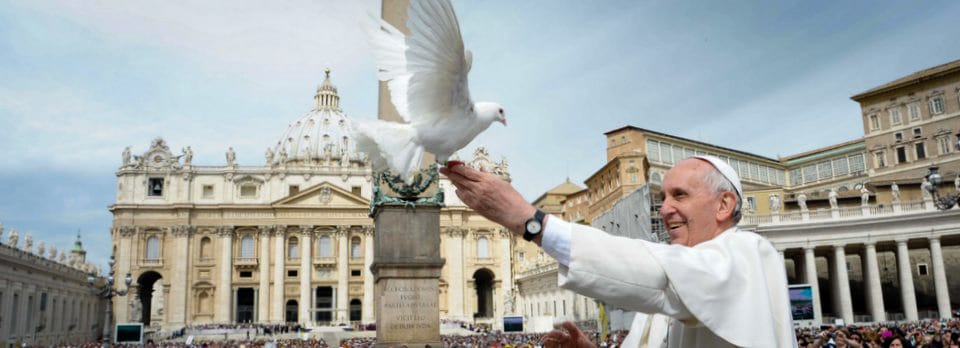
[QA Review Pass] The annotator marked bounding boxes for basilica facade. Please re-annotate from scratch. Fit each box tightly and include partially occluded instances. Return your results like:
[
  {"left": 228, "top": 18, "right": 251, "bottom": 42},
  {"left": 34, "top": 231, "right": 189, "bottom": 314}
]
[{"left": 108, "top": 71, "right": 535, "bottom": 330}]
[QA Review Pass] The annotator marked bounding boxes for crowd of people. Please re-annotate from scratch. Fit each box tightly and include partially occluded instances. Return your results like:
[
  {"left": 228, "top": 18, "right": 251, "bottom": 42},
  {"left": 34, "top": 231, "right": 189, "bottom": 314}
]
[
  {"left": 181, "top": 323, "right": 305, "bottom": 336},
  {"left": 796, "top": 318, "right": 960, "bottom": 348}
]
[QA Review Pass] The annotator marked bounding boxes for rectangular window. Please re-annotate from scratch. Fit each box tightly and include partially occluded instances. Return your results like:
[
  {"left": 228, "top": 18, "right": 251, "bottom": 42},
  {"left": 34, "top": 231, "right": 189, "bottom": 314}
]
[
  {"left": 929, "top": 96, "right": 945, "bottom": 115},
  {"left": 351, "top": 269, "right": 361, "bottom": 277},
  {"left": 896, "top": 147, "right": 908, "bottom": 163},
  {"left": 817, "top": 161, "right": 833, "bottom": 181},
  {"left": 148, "top": 178, "right": 164, "bottom": 196},
  {"left": 849, "top": 154, "right": 865, "bottom": 173},
  {"left": 916, "top": 142, "right": 926, "bottom": 160},
  {"left": 889, "top": 108, "right": 902, "bottom": 125},
  {"left": 646, "top": 140, "right": 660, "bottom": 162},
  {"left": 869, "top": 114, "right": 880, "bottom": 131},
  {"left": 758, "top": 165, "right": 769, "bottom": 183},
  {"left": 790, "top": 168, "right": 802, "bottom": 186},
  {"left": 662, "top": 142, "right": 674, "bottom": 164},
  {"left": 894, "top": 132, "right": 903, "bottom": 142},
  {"left": 239, "top": 271, "right": 252, "bottom": 278},
  {"left": 802, "top": 165, "right": 818, "bottom": 183},
  {"left": 833, "top": 157, "right": 849, "bottom": 176},
  {"left": 287, "top": 270, "right": 298, "bottom": 277},
  {"left": 240, "top": 184, "right": 257, "bottom": 198},
  {"left": 749, "top": 163, "right": 759, "bottom": 180},
  {"left": 938, "top": 136, "right": 952, "bottom": 155},
  {"left": 874, "top": 151, "right": 886, "bottom": 168},
  {"left": 684, "top": 147, "right": 695, "bottom": 160},
  {"left": 351, "top": 186, "right": 362, "bottom": 196},
  {"left": 908, "top": 103, "right": 921, "bottom": 121},
  {"left": 672, "top": 145, "right": 683, "bottom": 164},
  {"left": 913, "top": 127, "right": 922, "bottom": 138},
  {"left": 289, "top": 185, "right": 300, "bottom": 196},
  {"left": 202, "top": 185, "right": 214, "bottom": 198},
  {"left": 918, "top": 263, "right": 929, "bottom": 276}
]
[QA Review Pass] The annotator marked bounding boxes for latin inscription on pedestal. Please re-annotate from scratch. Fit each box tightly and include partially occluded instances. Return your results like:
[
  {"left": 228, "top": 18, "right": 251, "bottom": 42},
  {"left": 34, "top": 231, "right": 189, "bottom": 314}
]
[{"left": 378, "top": 278, "right": 439, "bottom": 343}]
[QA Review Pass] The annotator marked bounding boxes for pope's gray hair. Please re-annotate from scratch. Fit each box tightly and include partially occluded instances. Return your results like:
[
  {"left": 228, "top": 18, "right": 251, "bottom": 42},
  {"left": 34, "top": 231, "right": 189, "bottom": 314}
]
[{"left": 701, "top": 166, "right": 742, "bottom": 224}]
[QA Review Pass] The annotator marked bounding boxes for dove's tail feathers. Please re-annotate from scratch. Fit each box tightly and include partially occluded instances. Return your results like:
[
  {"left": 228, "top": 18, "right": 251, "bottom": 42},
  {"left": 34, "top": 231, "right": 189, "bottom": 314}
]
[
  {"left": 352, "top": 119, "right": 424, "bottom": 182},
  {"left": 365, "top": 13, "right": 412, "bottom": 122}
]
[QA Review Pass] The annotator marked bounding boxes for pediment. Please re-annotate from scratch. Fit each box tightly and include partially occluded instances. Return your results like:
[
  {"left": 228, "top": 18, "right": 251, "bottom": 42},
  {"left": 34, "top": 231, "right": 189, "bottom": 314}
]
[{"left": 273, "top": 182, "right": 369, "bottom": 208}]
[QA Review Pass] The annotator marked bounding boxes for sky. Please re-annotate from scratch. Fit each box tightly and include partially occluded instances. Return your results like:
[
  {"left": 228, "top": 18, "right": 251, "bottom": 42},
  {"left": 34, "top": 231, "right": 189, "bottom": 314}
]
[{"left": 2, "top": 0, "right": 960, "bottom": 270}]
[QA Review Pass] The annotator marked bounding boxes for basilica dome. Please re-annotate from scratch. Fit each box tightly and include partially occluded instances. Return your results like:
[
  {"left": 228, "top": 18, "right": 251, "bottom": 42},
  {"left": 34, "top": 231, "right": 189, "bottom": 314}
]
[{"left": 270, "top": 69, "right": 360, "bottom": 166}]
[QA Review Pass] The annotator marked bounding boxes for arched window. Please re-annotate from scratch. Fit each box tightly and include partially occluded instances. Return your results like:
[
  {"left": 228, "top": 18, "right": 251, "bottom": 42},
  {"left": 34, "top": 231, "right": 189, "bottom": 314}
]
[
  {"left": 477, "top": 236, "right": 489, "bottom": 259},
  {"left": 288, "top": 237, "right": 299, "bottom": 259},
  {"left": 350, "top": 237, "right": 361, "bottom": 259},
  {"left": 146, "top": 236, "right": 160, "bottom": 260},
  {"left": 318, "top": 235, "right": 333, "bottom": 258},
  {"left": 240, "top": 235, "right": 255, "bottom": 258},
  {"left": 199, "top": 237, "right": 212, "bottom": 259}
]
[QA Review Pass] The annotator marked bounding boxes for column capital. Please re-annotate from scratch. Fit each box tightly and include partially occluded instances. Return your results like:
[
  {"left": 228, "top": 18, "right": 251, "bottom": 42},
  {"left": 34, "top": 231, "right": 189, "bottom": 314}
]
[
  {"left": 218, "top": 226, "right": 235, "bottom": 237},
  {"left": 170, "top": 225, "right": 193, "bottom": 238},
  {"left": 272, "top": 225, "right": 287, "bottom": 237},
  {"left": 336, "top": 225, "right": 350, "bottom": 236},
  {"left": 928, "top": 236, "right": 941, "bottom": 244},
  {"left": 362, "top": 226, "right": 375, "bottom": 236},
  {"left": 803, "top": 245, "right": 817, "bottom": 252},
  {"left": 299, "top": 225, "right": 315, "bottom": 236},
  {"left": 832, "top": 243, "right": 847, "bottom": 250},
  {"left": 497, "top": 228, "right": 512, "bottom": 239},
  {"left": 443, "top": 227, "right": 466, "bottom": 237},
  {"left": 258, "top": 225, "right": 272, "bottom": 236},
  {"left": 863, "top": 240, "right": 878, "bottom": 247},
  {"left": 118, "top": 226, "right": 136, "bottom": 238},
  {"left": 895, "top": 238, "right": 909, "bottom": 245}
]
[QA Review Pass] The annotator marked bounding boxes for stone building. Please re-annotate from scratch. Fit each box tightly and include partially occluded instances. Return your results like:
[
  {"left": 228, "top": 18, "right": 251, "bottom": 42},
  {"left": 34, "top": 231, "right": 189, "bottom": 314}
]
[
  {"left": 520, "top": 58, "right": 960, "bottom": 327},
  {"left": 108, "top": 71, "right": 526, "bottom": 330},
  {"left": 0, "top": 227, "right": 106, "bottom": 347}
]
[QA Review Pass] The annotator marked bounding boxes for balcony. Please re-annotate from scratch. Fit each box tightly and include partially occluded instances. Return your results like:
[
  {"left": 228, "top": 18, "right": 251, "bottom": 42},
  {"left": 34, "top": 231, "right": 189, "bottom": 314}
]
[
  {"left": 233, "top": 257, "right": 258, "bottom": 268},
  {"left": 741, "top": 199, "right": 937, "bottom": 227},
  {"left": 140, "top": 258, "right": 163, "bottom": 267},
  {"left": 313, "top": 257, "right": 336, "bottom": 267}
]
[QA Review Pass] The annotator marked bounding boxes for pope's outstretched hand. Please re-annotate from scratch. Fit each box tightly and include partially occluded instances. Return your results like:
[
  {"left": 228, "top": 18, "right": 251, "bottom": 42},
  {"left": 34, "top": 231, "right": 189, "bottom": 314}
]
[
  {"left": 541, "top": 322, "right": 596, "bottom": 348},
  {"left": 440, "top": 165, "right": 536, "bottom": 236}
]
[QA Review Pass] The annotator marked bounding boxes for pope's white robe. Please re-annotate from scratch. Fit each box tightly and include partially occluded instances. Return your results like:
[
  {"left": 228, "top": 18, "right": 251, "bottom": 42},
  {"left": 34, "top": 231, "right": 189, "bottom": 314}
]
[{"left": 557, "top": 225, "right": 796, "bottom": 348}]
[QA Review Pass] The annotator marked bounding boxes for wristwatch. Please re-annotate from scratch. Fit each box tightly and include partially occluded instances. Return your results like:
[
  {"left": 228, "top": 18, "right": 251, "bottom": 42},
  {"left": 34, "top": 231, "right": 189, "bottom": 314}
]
[{"left": 523, "top": 209, "right": 546, "bottom": 241}]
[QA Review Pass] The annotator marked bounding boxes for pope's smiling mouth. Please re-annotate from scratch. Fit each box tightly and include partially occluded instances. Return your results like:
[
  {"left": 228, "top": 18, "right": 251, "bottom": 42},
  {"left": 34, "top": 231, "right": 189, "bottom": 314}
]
[{"left": 668, "top": 222, "right": 685, "bottom": 231}]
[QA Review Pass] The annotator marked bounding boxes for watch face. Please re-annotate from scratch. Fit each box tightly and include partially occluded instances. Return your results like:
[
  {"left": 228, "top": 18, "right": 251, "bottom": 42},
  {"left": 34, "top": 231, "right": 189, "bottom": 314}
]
[{"left": 526, "top": 220, "right": 542, "bottom": 234}]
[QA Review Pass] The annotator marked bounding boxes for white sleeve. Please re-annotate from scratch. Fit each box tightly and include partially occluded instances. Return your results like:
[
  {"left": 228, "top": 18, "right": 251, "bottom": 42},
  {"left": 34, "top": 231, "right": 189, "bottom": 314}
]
[{"left": 539, "top": 215, "right": 572, "bottom": 266}]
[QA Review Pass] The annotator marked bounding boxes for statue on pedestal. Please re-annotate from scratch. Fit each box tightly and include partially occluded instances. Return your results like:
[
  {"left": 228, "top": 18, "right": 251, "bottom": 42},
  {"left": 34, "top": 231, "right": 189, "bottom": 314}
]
[
  {"left": 921, "top": 178, "right": 934, "bottom": 201},
  {"left": 278, "top": 147, "right": 288, "bottom": 164},
  {"left": 860, "top": 187, "right": 871, "bottom": 206},
  {"left": 182, "top": 146, "right": 193, "bottom": 166},
  {"left": 797, "top": 192, "right": 808, "bottom": 212},
  {"left": 891, "top": 182, "right": 901, "bottom": 203},
  {"left": 24, "top": 234, "right": 32, "bottom": 253},
  {"left": 768, "top": 194, "right": 781, "bottom": 213},
  {"left": 7, "top": 228, "right": 18, "bottom": 248},
  {"left": 265, "top": 147, "right": 275, "bottom": 165},
  {"left": 828, "top": 189, "right": 839, "bottom": 209},
  {"left": 37, "top": 241, "right": 45, "bottom": 257},
  {"left": 226, "top": 147, "right": 236, "bottom": 166},
  {"left": 122, "top": 146, "right": 132, "bottom": 167}
]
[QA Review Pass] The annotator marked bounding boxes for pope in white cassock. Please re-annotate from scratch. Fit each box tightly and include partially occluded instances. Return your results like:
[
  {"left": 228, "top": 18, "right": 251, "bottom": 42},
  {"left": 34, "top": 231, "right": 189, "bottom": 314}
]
[{"left": 441, "top": 155, "right": 797, "bottom": 348}]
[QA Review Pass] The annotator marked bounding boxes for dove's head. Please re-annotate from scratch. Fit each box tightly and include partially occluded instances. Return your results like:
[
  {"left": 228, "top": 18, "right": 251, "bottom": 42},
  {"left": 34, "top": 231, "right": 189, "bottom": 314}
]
[{"left": 476, "top": 102, "right": 507, "bottom": 126}]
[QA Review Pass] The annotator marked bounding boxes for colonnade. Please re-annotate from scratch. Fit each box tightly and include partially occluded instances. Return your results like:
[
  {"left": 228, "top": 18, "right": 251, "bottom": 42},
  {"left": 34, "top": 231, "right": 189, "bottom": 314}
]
[{"left": 783, "top": 236, "right": 952, "bottom": 324}]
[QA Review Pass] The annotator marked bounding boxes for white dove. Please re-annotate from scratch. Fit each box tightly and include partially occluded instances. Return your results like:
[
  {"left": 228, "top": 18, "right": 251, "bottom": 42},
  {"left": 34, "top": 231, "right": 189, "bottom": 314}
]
[{"left": 353, "top": 0, "right": 506, "bottom": 181}]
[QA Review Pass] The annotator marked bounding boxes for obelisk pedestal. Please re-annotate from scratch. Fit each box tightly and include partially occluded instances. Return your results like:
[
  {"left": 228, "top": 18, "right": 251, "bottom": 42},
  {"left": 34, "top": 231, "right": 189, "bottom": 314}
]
[{"left": 372, "top": 204, "right": 444, "bottom": 348}]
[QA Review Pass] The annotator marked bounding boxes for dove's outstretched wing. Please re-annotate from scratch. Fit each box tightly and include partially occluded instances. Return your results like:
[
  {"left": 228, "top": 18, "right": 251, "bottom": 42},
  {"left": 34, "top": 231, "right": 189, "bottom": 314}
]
[{"left": 369, "top": 0, "right": 473, "bottom": 127}]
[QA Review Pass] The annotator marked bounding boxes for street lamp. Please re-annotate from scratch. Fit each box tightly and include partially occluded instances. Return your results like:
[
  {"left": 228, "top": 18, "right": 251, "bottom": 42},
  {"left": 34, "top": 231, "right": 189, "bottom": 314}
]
[
  {"left": 88, "top": 254, "right": 132, "bottom": 348},
  {"left": 924, "top": 166, "right": 960, "bottom": 210}
]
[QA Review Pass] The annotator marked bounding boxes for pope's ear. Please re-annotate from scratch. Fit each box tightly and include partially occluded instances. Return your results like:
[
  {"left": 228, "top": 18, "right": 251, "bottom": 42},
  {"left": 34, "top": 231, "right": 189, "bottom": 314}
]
[{"left": 716, "top": 191, "right": 737, "bottom": 221}]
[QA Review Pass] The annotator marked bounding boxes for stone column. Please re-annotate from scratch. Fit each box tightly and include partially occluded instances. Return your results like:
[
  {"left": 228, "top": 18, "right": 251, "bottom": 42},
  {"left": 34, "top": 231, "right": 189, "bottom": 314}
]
[
  {"left": 299, "top": 225, "right": 313, "bottom": 326},
  {"left": 802, "top": 246, "right": 822, "bottom": 323},
  {"left": 0, "top": 280, "right": 11, "bottom": 340},
  {"left": 832, "top": 244, "right": 854, "bottom": 324},
  {"left": 895, "top": 239, "right": 918, "bottom": 321},
  {"left": 863, "top": 241, "right": 886, "bottom": 322},
  {"left": 169, "top": 225, "right": 191, "bottom": 327},
  {"left": 271, "top": 226, "right": 286, "bottom": 323},
  {"left": 362, "top": 226, "right": 375, "bottom": 324},
  {"left": 216, "top": 226, "right": 234, "bottom": 323},
  {"left": 444, "top": 228, "right": 466, "bottom": 320},
  {"left": 336, "top": 225, "right": 350, "bottom": 323},
  {"left": 115, "top": 226, "right": 135, "bottom": 323},
  {"left": 258, "top": 226, "right": 271, "bottom": 323},
  {"left": 928, "top": 237, "right": 952, "bottom": 319},
  {"left": 498, "top": 229, "right": 514, "bottom": 317}
]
